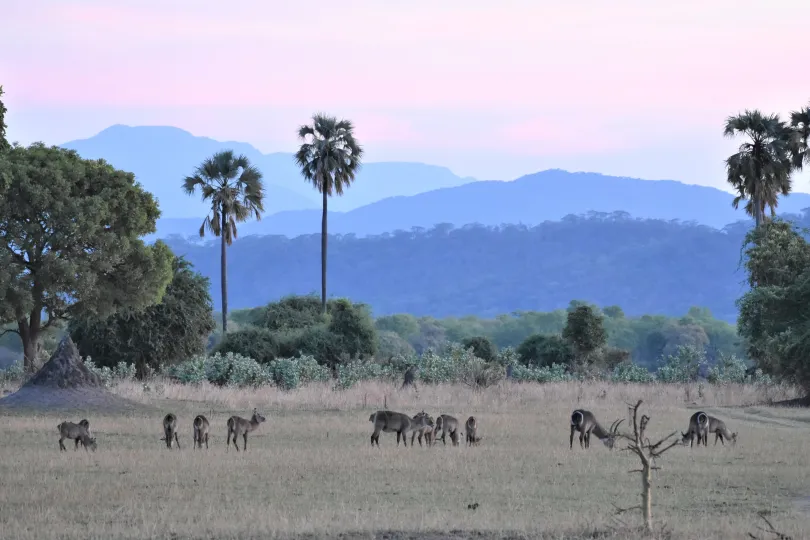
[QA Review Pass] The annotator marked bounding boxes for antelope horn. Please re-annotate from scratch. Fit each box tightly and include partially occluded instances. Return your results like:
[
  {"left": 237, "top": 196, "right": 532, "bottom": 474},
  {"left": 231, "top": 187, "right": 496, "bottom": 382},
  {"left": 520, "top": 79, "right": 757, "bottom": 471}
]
[{"left": 611, "top": 418, "right": 625, "bottom": 434}]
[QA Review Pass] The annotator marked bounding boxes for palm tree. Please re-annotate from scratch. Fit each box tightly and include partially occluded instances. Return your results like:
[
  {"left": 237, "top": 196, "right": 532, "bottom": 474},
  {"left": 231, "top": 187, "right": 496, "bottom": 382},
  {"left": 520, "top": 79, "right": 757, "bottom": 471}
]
[
  {"left": 790, "top": 103, "right": 810, "bottom": 170},
  {"left": 294, "top": 114, "right": 363, "bottom": 314},
  {"left": 183, "top": 150, "right": 265, "bottom": 333},
  {"left": 723, "top": 110, "right": 794, "bottom": 228}
]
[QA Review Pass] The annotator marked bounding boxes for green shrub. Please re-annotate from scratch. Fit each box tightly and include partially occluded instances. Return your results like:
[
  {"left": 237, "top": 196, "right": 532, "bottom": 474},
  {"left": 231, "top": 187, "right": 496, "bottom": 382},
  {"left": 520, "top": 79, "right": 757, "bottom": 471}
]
[
  {"left": 0, "top": 360, "right": 24, "bottom": 384},
  {"left": 376, "top": 330, "right": 416, "bottom": 359},
  {"left": 214, "top": 327, "right": 280, "bottom": 364},
  {"left": 461, "top": 336, "right": 497, "bottom": 362},
  {"left": 656, "top": 345, "right": 707, "bottom": 383},
  {"left": 611, "top": 361, "right": 655, "bottom": 383},
  {"left": 167, "top": 352, "right": 271, "bottom": 387},
  {"left": 83, "top": 356, "right": 136, "bottom": 388},
  {"left": 509, "top": 363, "right": 573, "bottom": 383},
  {"left": 517, "top": 334, "right": 573, "bottom": 367}
]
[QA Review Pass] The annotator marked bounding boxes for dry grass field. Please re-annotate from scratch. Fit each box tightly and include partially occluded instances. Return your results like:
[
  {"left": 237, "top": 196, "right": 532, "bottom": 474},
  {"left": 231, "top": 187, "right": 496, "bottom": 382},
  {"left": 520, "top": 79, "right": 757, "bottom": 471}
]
[{"left": 1, "top": 380, "right": 810, "bottom": 539}]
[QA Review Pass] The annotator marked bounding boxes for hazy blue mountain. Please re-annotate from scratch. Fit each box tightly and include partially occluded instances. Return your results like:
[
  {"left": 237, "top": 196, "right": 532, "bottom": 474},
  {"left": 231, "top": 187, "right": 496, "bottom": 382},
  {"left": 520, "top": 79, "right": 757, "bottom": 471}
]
[
  {"left": 149, "top": 169, "right": 810, "bottom": 239},
  {"left": 162, "top": 210, "right": 800, "bottom": 323},
  {"left": 61, "top": 125, "right": 476, "bottom": 218}
]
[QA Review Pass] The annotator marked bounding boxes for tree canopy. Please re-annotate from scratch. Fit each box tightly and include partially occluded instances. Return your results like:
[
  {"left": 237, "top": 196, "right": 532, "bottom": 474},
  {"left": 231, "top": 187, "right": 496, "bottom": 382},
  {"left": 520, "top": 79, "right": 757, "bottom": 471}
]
[
  {"left": 0, "top": 143, "right": 173, "bottom": 369},
  {"left": 69, "top": 256, "right": 215, "bottom": 376},
  {"left": 0, "top": 85, "right": 8, "bottom": 152}
]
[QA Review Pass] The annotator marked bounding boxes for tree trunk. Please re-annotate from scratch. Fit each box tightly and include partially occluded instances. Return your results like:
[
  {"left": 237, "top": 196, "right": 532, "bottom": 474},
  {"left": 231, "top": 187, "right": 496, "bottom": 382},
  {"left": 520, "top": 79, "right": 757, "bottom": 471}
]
[
  {"left": 321, "top": 189, "right": 328, "bottom": 315},
  {"left": 641, "top": 462, "right": 653, "bottom": 531},
  {"left": 18, "top": 311, "right": 42, "bottom": 373},
  {"left": 754, "top": 192, "right": 762, "bottom": 228},
  {"left": 220, "top": 213, "right": 228, "bottom": 335}
]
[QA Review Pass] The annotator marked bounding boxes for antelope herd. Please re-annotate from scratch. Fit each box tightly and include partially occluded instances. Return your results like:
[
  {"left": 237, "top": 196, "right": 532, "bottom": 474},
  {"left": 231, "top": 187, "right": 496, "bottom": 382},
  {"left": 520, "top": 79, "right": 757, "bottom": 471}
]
[{"left": 54, "top": 406, "right": 737, "bottom": 452}]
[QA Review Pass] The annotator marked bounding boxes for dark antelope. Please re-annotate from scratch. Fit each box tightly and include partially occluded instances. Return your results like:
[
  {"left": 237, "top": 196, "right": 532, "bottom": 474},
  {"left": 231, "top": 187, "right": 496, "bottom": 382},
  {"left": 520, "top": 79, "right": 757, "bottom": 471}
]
[
  {"left": 57, "top": 421, "right": 97, "bottom": 452},
  {"left": 369, "top": 410, "right": 431, "bottom": 447},
  {"left": 193, "top": 414, "right": 210, "bottom": 449},
  {"left": 162, "top": 413, "right": 181, "bottom": 449},
  {"left": 226, "top": 408, "right": 266, "bottom": 452},
  {"left": 435, "top": 414, "right": 461, "bottom": 446},
  {"left": 681, "top": 411, "right": 709, "bottom": 447},
  {"left": 465, "top": 416, "right": 482, "bottom": 446},
  {"left": 569, "top": 409, "right": 623, "bottom": 449},
  {"left": 410, "top": 411, "right": 435, "bottom": 447}
]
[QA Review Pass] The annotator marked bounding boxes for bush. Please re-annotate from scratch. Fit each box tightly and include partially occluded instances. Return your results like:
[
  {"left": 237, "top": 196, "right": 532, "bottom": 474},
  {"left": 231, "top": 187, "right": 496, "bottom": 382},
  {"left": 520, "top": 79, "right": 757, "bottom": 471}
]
[
  {"left": 509, "top": 363, "right": 573, "bottom": 383},
  {"left": 0, "top": 360, "right": 24, "bottom": 384},
  {"left": 167, "top": 352, "right": 272, "bottom": 387},
  {"left": 214, "top": 327, "right": 280, "bottom": 364},
  {"left": 461, "top": 336, "right": 497, "bottom": 362},
  {"left": 656, "top": 345, "right": 707, "bottom": 383},
  {"left": 517, "top": 334, "right": 573, "bottom": 367},
  {"left": 376, "top": 330, "right": 416, "bottom": 359},
  {"left": 611, "top": 361, "right": 655, "bottom": 383},
  {"left": 83, "top": 356, "right": 136, "bottom": 388}
]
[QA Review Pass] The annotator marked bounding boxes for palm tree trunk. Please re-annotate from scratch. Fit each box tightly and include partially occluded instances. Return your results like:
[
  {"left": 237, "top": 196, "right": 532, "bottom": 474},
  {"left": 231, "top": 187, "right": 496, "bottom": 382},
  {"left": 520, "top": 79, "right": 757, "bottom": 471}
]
[
  {"left": 220, "top": 212, "right": 228, "bottom": 334},
  {"left": 321, "top": 190, "right": 328, "bottom": 315},
  {"left": 754, "top": 192, "right": 762, "bottom": 228}
]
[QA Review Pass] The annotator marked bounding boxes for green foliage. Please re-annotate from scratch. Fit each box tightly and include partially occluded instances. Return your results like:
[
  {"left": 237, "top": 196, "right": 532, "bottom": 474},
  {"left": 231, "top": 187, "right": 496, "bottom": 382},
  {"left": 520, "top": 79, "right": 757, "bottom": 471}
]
[
  {"left": 509, "top": 363, "right": 573, "bottom": 383},
  {"left": 214, "top": 327, "right": 279, "bottom": 364},
  {"left": 376, "top": 330, "right": 416, "bottom": 359},
  {"left": 327, "top": 298, "right": 377, "bottom": 363},
  {"left": 516, "top": 334, "right": 573, "bottom": 367},
  {"left": 375, "top": 314, "right": 420, "bottom": 340},
  {"left": 460, "top": 335, "right": 497, "bottom": 362},
  {"left": 167, "top": 351, "right": 272, "bottom": 387},
  {"left": 0, "top": 143, "right": 174, "bottom": 369},
  {"left": 70, "top": 257, "right": 215, "bottom": 377},
  {"left": 736, "top": 220, "right": 810, "bottom": 391},
  {"left": 611, "top": 361, "right": 655, "bottom": 383},
  {"left": 656, "top": 345, "right": 708, "bottom": 383},
  {"left": 0, "top": 360, "right": 24, "bottom": 384},
  {"left": 83, "top": 356, "right": 137, "bottom": 388},
  {"left": 563, "top": 305, "right": 608, "bottom": 358},
  {"left": 260, "top": 295, "right": 326, "bottom": 331}
]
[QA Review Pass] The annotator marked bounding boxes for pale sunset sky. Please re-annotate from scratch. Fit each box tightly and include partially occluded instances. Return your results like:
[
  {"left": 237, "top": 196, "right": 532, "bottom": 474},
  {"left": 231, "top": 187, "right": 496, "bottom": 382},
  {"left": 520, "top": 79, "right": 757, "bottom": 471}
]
[{"left": 3, "top": 0, "right": 809, "bottom": 188}]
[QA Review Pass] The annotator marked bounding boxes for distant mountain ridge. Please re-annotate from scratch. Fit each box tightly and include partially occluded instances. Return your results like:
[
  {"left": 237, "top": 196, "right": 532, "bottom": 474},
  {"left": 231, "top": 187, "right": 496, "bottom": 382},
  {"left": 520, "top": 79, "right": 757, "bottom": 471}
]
[
  {"left": 61, "top": 125, "right": 478, "bottom": 219},
  {"left": 149, "top": 169, "right": 810, "bottom": 239}
]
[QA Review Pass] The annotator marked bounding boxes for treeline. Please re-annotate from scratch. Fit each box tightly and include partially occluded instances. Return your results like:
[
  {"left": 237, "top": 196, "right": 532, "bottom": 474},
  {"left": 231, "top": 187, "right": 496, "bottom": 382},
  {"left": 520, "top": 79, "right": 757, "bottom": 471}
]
[{"left": 164, "top": 211, "right": 762, "bottom": 322}]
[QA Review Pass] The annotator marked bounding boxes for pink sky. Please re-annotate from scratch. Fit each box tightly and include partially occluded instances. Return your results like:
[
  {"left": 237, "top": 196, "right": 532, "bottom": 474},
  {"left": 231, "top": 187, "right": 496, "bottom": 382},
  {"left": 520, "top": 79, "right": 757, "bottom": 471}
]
[{"left": 3, "top": 0, "right": 809, "bottom": 186}]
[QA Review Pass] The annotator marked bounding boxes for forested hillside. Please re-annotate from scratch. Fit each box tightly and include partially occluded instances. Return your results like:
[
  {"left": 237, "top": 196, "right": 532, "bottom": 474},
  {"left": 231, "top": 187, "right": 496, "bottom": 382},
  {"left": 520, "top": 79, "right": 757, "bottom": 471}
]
[{"left": 164, "top": 211, "right": 787, "bottom": 322}]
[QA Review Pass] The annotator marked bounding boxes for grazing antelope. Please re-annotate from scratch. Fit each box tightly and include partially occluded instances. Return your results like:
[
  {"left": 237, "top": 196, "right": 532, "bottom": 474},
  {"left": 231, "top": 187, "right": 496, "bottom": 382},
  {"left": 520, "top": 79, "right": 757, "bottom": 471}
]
[
  {"left": 706, "top": 415, "right": 737, "bottom": 446},
  {"left": 569, "top": 409, "right": 624, "bottom": 449},
  {"left": 226, "top": 408, "right": 266, "bottom": 452},
  {"left": 465, "top": 416, "right": 482, "bottom": 446},
  {"left": 410, "top": 411, "right": 435, "bottom": 447},
  {"left": 193, "top": 414, "right": 210, "bottom": 449},
  {"left": 57, "top": 421, "right": 97, "bottom": 452},
  {"left": 435, "top": 414, "right": 461, "bottom": 446},
  {"left": 162, "top": 413, "right": 180, "bottom": 449},
  {"left": 369, "top": 410, "right": 430, "bottom": 447},
  {"left": 681, "top": 411, "right": 709, "bottom": 447}
]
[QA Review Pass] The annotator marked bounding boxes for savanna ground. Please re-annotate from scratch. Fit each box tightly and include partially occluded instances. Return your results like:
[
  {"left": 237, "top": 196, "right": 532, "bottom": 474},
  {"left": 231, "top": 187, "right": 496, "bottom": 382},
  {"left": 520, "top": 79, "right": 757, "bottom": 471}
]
[{"left": 1, "top": 380, "right": 809, "bottom": 539}]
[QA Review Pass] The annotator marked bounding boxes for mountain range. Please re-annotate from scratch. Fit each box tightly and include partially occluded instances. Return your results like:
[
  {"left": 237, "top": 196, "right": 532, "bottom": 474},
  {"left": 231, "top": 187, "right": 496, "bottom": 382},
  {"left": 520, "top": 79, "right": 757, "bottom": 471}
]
[
  {"left": 62, "top": 125, "right": 477, "bottom": 219},
  {"left": 62, "top": 125, "right": 810, "bottom": 240}
]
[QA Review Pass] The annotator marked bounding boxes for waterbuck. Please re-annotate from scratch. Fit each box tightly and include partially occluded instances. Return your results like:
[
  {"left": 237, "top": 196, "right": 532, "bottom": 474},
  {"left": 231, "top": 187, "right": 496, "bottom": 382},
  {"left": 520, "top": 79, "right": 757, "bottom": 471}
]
[
  {"left": 410, "top": 411, "right": 435, "bottom": 447},
  {"left": 162, "top": 413, "right": 180, "bottom": 449},
  {"left": 57, "top": 421, "right": 97, "bottom": 452},
  {"left": 193, "top": 414, "right": 210, "bottom": 449},
  {"left": 226, "top": 408, "right": 266, "bottom": 452},
  {"left": 465, "top": 416, "right": 482, "bottom": 446},
  {"left": 706, "top": 415, "right": 737, "bottom": 446},
  {"left": 369, "top": 410, "right": 430, "bottom": 447},
  {"left": 569, "top": 409, "right": 624, "bottom": 449},
  {"left": 681, "top": 411, "right": 709, "bottom": 447},
  {"left": 435, "top": 414, "right": 461, "bottom": 446}
]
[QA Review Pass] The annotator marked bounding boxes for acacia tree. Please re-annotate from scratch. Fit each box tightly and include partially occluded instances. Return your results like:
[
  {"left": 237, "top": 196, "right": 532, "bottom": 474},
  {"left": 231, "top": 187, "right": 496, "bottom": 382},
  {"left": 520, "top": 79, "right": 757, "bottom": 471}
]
[
  {"left": 723, "top": 110, "right": 794, "bottom": 228},
  {"left": 183, "top": 150, "right": 265, "bottom": 334},
  {"left": 295, "top": 114, "right": 363, "bottom": 314},
  {"left": 0, "top": 143, "right": 174, "bottom": 371}
]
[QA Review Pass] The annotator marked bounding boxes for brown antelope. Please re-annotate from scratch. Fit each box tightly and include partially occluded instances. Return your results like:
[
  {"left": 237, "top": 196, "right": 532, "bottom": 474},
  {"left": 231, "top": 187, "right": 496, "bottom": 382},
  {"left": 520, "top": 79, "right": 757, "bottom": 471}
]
[
  {"left": 369, "top": 410, "right": 431, "bottom": 447},
  {"left": 681, "top": 411, "right": 709, "bottom": 447},
  {"left": 706, "top": 415, "right": 737, "bottom": 446},
  {"left": 57, "top": 421, "right": 97, "bottom": 452},
  {"left": 435, "top": 414, "right": 461, "bottom": 446},
  {"left": 193, "top": 414, "right": 210, "bottom": 449},
  {"left": 410, "top": 411, "right": 435, "bottom": 447},
  {"left": 569, "top": 409, "right": 624, "bottom": 449},
  {"left": 465, "top": 416, "right": 482, "bottom": 446},
  {"left": 226, "top": 408, "right": 266, "bottom": 452},
  {"left": 162, "top": 413, "right": 181, "bottom": 449}
]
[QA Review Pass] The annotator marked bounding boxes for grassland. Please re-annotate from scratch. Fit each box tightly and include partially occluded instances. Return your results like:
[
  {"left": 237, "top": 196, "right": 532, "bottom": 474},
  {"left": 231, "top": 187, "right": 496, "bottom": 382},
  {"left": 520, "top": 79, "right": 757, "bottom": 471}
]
[{"left": 1, "top": 380, "right": 809, "bottom": 539}]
